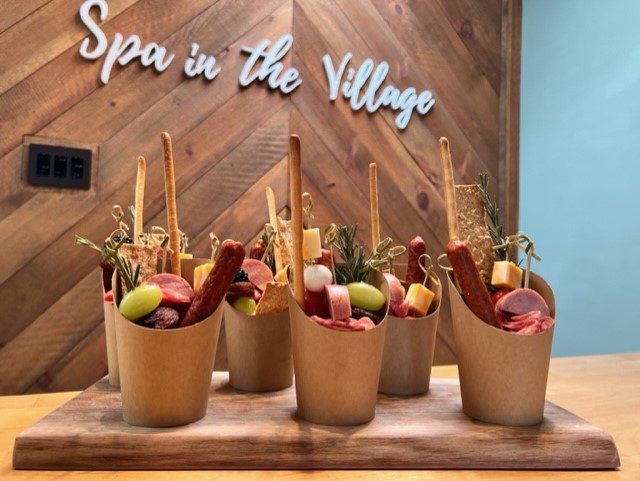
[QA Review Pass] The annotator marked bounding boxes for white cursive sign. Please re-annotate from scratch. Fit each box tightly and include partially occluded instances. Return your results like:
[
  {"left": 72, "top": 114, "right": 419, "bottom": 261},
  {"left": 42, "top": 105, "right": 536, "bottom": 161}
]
[
  {"left": 77, "top": 0, "right": 436, "bottom": 129},
  {"left": 239, "top": 34, "right": 301, "bottom": 94},
  {"left": 322, "top": 53, "right": 435, "bottom": 130}
]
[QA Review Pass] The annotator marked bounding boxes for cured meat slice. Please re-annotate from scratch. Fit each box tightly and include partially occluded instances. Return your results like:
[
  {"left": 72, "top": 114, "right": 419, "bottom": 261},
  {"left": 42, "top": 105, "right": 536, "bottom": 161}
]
[
  {"left": 390, "top": 299, "right": 409, "bottom": 318},
  {"left": 305, "top": 289, "right": 330, "bottom": 318},
  {"left": 143, "top": 273, "right": 194, "bottom": 308},
  {"left": 310, "top": 315, "right": 376, "bottom": 331},
  {"left": 140, "top": 306, "right": 181, "bottom": 329},
  {"left": 325, "top": 284, "right": 351, "bottom": 321},
  {"left": 496, "top": 288, "right": 550, "bottom": 318},
  {"left": 242, "top": 258, "right": 274, "bottom": 292}
]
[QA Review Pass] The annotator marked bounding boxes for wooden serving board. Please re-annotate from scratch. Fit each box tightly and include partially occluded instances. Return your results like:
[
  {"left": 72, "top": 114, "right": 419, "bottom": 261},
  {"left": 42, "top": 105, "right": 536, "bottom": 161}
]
[{"left": 13, "top": 373, "right": 619, "bottom": 470}]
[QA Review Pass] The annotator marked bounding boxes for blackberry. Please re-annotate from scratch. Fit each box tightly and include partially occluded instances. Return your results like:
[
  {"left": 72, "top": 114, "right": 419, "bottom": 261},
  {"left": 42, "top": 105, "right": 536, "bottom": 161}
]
[
  {"left": 233, "top": 268, "right": 249, "bottom": 283},
  {"left": 106, "top": 234, "right": 133, "bottom": 247}
]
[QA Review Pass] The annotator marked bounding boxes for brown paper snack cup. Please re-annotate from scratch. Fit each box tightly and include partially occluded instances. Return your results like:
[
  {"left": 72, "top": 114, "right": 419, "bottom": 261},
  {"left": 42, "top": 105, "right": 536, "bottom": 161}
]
[
  {"left": 101, "top": 275, "right": 120, "bottom": 387},
  {"left": 288, "top": 271, "right": 389, "bottom": 426},
  {"left": 447, "top": 271, "right": 556, "bottom": 426},
  {"left": 113, "top": 258, "right": 223, "bottom": 427},
  {"left": 378, "top": 265, "right": 441, "bottom": 395},
  {"left": 224, "top": 303, "right": 293, "bottom": 392}
]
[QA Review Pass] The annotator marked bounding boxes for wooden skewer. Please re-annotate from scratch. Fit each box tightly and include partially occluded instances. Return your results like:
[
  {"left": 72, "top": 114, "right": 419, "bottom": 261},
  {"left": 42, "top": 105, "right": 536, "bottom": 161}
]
[
  {"left": 266, "top": 187, "right": 283, "bottom": 273},
  {"left": 161, "top": 132, "right": 181, "bottom": 276},
  {"left": 369, "top": 162, "right": 380, "bottom": 248},
  {"left": 439, "top": 137, "right": 459, "bottom": 240},
  {"left": 134, "top": 156, "right": 146, "bottom": 245},
  {"left": 289, "top": 134, "right": 305, "bottom": 306}
]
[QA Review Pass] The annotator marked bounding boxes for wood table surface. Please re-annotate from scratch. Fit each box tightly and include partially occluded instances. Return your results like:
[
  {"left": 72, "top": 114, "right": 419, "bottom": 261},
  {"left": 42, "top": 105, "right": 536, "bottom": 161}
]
[{"left": 1, "top": 353, "right": 638, "bottom": 480}]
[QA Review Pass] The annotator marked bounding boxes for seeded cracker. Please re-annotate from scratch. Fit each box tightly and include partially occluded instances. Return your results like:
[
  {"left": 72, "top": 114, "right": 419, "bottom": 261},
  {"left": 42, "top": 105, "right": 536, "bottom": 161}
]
[
  {"left": 455, "top": 184, "right": 494, "bottom": 284},
  {"left": 275, "top": 217, "right": 293, "bottom": 269},
  {"left": 118, "top": 244, "right": 157, "bottom": 293},
  {"left": 254, "top": 282, "right": 289, "bottom": 315}
]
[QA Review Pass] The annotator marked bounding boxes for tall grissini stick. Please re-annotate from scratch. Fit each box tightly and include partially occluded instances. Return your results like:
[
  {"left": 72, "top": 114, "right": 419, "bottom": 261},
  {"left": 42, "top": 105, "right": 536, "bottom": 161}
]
[
  {"left": 133, "top": 156, "right": 146, "bottom": 245},
  {"left": 266, "top": 187, "right": 283, "bottom": 273},
  {"left": 289, "top": 135, "right": 305, "bottom": 306},
  {"left": 369, "top": 162, "right": 380, "bottom": 248},
  {"left": 439, "top": 137, "right": 459, "bottom": 240},
  {"left": 161, "top": 132, "right": 181, "bottom": 277}
]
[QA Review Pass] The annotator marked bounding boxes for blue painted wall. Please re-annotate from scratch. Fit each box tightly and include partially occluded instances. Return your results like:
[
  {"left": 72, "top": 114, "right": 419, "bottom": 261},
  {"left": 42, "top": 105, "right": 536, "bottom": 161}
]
[{"left": 520, "top": 0, "right": 640, "bottom": 355}]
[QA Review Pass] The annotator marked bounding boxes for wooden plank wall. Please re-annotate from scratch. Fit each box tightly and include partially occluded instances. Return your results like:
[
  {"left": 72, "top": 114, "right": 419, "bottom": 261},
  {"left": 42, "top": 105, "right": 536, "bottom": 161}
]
[{"left": 0, "top": 0, "right": 520, "bottom": 394}]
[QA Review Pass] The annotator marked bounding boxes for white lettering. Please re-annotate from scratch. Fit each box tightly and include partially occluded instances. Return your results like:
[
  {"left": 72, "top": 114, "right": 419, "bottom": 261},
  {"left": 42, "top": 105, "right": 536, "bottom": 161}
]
[{"left": 240, "top": 34, "right": 301, "bottom": 94}]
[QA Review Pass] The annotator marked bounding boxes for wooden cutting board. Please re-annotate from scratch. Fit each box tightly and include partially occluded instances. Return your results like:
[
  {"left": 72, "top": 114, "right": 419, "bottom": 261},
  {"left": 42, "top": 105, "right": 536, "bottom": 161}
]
[{"left": 13, "top": 374, "right": 619, "bottom": 470}]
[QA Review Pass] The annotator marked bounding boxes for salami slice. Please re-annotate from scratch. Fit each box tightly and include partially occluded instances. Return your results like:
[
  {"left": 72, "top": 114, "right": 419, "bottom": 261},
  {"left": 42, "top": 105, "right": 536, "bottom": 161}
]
[
  {"left": 144, "top": 273, "right": 194, "bottom": 308},
  {"left": 241, "top": 258, "right": 274, "bottom": 292}
]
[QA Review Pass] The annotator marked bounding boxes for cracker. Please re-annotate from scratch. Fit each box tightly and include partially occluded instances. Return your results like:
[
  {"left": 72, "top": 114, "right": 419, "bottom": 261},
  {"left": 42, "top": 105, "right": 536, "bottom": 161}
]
[
  {"left": 455, "top": 184, "right": 494, "bottom": 283},
  {"left": 119, "top": 244, "right": 158, "bottom": 293},
  {"left": 254, "top": 282, "right": 289, "bottom": 315},
  {"left": 275, "top": 217, "right": 293, "bottom": 269}
]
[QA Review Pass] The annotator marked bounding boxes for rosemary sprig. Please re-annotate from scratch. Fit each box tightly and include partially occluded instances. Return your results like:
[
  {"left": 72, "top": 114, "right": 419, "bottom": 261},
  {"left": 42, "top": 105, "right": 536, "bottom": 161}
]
[
  {"left": 75, "top": 231, "right": 140, "bottom": 292},
  {"left": 260, "top": 228, "right": 276, "bottom": 274},
  {"left": 478, "top": 172, "right": 507, "bottom": 261},
  {"left": 324, "top": 224, "right": 404, "bottom": 284}
]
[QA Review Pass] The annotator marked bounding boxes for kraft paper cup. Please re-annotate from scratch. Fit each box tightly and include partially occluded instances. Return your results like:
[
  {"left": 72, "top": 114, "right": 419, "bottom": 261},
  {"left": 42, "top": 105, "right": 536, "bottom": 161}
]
[
  {"left": 378, "top": 265, "right": 441, "bottom": 395},
  {"left": 288, "top": 271, "right": 389, "bottom": 426},
  {"left": 447, "top": 271, "right": 555, "bottom": 426},
  {"left": 224, "top": 303, "right": 293, "bottom": 392},
  {"left": 113, "top": 258, "right": 223, "bottom": 427},
  {"left": 102, "top": 286, "right": 120, "bottom": 388}
]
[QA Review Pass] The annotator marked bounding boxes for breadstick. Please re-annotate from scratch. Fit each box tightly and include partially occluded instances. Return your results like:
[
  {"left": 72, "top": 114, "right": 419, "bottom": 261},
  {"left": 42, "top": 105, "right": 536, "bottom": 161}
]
[
  {"left": 439, "top": 137, "right": 459, "bottom": 240},
  {"left": 161, "top": 132, "right": 181, "bottom": 276},
  {"left": 134, "top": 156, "right": 146, "bottom": 244},
  {"left": 369, "top": 162, "right": 380, "bottom": 248},
  {"left": 266, "top": 187, "right": 283, "bottom": 273},
  {"left": 289, "top": 135, "right": 304, "bottom": 306}
]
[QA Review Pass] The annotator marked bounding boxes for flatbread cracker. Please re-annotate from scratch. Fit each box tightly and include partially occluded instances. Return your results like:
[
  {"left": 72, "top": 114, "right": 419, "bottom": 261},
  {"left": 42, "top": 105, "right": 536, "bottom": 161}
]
[
  {"left": 455, "top": 184, "right": 494, "bottom": 284},
  {"left": 275, "top": 217, "right": 293, "bottom": 269},
  {"left": 119, "top": 244, "right": 158, "bottom": 292},
  {"left": 254, "top": 282, "right": 289, "bottom": 315}
]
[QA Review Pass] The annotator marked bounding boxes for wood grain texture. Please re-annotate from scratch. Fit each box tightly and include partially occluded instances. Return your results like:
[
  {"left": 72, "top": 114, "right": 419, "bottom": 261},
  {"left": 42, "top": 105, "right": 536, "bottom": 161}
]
[
  {"left": 0, "top": 0, "right": 519, "bottom": 393},
  {"left": 12, "top": 373, "right": 619, "bottom": 470}
]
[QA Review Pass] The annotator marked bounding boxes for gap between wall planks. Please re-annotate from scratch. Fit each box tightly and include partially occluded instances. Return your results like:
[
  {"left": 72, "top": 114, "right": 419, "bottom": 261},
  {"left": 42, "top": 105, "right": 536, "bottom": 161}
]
[{"left": 0, "top": 0, "right": 520, "bottom": 394}]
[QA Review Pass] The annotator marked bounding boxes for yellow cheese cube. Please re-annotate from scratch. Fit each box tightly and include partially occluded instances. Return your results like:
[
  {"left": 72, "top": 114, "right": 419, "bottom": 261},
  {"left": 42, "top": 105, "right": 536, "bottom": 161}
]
[
  {"left": 302, "top": 228, "right": 322, "bottom": 260},
  {"left": 491, "top": 261, "right": 522, "bottom": 290},
  {"left": 406, "top": 283, "right": 435, "bottom": 317},
  {"left": 274, "top": 266, "right": 289, "bottom": 284},
  {"left": 193, "top": 263, "right": 213, "bottom": 294},
  {"left": 179, "top": 253, "right": 193, "bottom": 260}
]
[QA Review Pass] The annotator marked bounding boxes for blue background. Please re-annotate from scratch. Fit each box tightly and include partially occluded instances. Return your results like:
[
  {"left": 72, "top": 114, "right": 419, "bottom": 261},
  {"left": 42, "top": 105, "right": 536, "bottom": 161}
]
[{"left": 520, "top": 0, "right": 640, "bottom": 355}]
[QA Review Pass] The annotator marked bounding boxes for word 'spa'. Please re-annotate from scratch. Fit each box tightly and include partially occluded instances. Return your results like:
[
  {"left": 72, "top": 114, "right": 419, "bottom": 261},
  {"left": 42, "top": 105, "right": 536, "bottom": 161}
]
[{"left": 322, "top": 53, "right": 435, "bottom": 129}]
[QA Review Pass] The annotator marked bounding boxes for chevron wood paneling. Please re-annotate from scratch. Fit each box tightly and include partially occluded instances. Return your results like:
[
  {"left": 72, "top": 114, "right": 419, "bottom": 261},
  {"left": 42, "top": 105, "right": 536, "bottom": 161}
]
[{"left": 0, "top": 0, "right": 520, "bottom": 394}]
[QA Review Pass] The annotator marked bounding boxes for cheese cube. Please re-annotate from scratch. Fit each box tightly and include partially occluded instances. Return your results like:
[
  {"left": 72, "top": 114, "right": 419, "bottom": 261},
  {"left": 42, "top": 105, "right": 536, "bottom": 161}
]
[
  {"left": 274, "top": 266, "right": 289, "bottom": 284},
  {"left": 406, "top": 283, "right": 435, "bottom": 317},
  {"left": 179, "top": 252, "right": 193, "bottom": 260},
  {"left": 491, "top": 261, "right": 522, "bottom": 290},
  {"left": 302, "top": 228, "right": 322, "bottom": 260},
  {"left": 193, "top": 263, "right": 213, "bottom": 294}
]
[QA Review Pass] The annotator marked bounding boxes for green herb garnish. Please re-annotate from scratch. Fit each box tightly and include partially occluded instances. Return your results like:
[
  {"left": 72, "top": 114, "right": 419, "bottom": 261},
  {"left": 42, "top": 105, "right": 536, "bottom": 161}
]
[{"left": 478, "top": 172, "right": 507, "bottom": 261}]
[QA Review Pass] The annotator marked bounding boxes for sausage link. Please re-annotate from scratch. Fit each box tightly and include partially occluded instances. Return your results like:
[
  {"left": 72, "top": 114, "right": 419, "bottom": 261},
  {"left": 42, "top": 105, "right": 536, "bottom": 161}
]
[
  {"left": 406, "top": 236, "right": 427, "bottom": 285},
  {"left": 180, "top": 241, "right": 245, "bottom": 327},
  {"left": 447, "top": 238, "right": 500, "bottom": 328}
]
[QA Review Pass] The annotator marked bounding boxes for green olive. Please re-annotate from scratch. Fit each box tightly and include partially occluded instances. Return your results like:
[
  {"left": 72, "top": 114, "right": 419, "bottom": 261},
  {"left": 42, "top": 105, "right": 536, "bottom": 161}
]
[
  {"left": 346, "top": 282, "right": 386, "bottom": 312},
  {"left": 233, "top": 296, "right": 256, "bottom": 315},
  {"left": 119, "top": 284, "right": 162, "bottom": 321}
]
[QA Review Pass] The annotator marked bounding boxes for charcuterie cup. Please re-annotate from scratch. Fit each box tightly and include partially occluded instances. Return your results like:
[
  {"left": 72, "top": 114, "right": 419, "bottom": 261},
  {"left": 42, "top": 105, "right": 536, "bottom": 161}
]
[
  {"left": 102, "top": 277, "right": 119, "bottom": 387},
  {"left": 114, "top": 258, "right": 223, "bottom": 428},
  {"left": 288, "top": 271, "right": 389, "bottom": 426},
  {"left": 379, "top": 265, "right": 441, "bottom": 395},
  {"left": 447, "top": 271, "right": 555, "bottom": 426},
  {"left": 224, "top": 303, "right": 292, "bottom": 392}
]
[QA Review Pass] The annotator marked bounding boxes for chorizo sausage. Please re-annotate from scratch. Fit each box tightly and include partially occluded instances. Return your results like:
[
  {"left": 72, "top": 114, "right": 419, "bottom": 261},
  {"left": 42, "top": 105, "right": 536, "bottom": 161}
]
[
  {"left": 249, "top": 240, "right": 266, "bottom": 260},
  {"left": 406, "top": 236, "right": 427, "bottom": 285},
  {"left": 180, "top": 240, "right": 245, "bottom": 327},
  {"left": 446, "top": 238, "right": 500, "bottom": 328}
]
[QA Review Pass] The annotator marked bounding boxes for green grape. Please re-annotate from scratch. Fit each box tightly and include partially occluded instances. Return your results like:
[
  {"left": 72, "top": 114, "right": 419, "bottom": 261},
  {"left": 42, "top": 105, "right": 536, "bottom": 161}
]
[
  {"left": 119, "top": 284, "right": 162, "bottom": 321},
  {"left": 233, "top": 296, "right": 256, "bottom": 315},
  {"left": 346, "top": 282, "right": 386, "bottom": 312}
]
